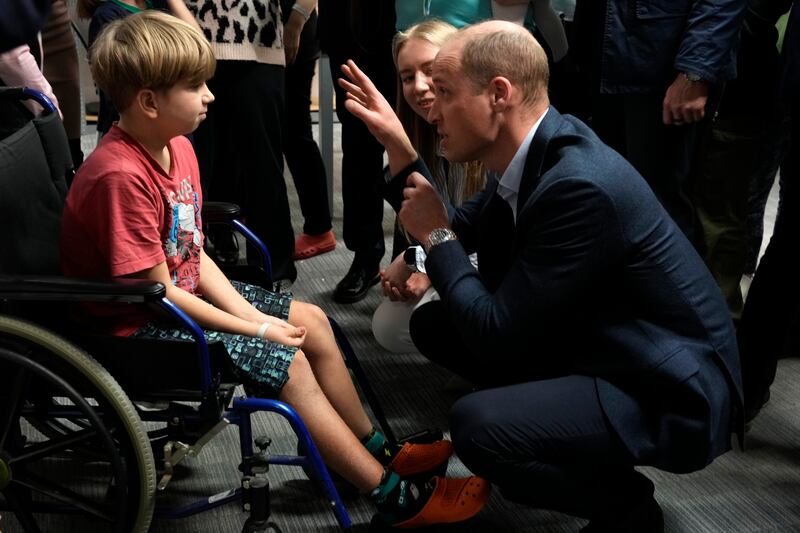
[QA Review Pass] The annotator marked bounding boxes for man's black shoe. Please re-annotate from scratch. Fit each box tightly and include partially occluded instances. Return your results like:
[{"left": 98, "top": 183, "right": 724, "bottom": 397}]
[
  {"left": 333, "top": 263, "right": 380, "bottom": 303},
  {"left": 581, "top": 496, "right": 664, "bottom": 533},
  {"left": 744, "top": 389, "right": 771, "bottom": 431}
]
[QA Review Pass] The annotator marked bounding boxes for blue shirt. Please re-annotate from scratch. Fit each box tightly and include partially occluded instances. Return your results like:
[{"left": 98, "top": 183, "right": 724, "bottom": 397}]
[{"left": 396, "top": 0, "right": 492, "bottom": 30}]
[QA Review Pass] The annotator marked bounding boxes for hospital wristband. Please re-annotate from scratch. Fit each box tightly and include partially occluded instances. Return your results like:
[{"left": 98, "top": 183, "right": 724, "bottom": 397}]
[{"left": 256, "top": 322, "right": 271, "bottom": 339}]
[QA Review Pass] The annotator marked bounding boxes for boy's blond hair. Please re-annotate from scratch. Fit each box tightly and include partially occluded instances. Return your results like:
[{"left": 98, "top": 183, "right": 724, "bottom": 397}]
[{"left": 89, "top": 10, "right": 215, "bottom": 113}]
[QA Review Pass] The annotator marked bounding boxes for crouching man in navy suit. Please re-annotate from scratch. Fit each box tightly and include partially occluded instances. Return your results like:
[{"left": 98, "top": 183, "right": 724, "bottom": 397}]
[{"left": 339, "top": 20, "right": 742, "bottom": 532}]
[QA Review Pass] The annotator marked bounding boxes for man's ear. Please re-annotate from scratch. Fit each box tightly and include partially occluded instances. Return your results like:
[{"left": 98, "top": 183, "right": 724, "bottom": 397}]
[
  {"left": 134, "top": 89, "right": 159, "bottom": 119},
  {"left": 488, "top": 76, "right": 513, "bottom": 111}
]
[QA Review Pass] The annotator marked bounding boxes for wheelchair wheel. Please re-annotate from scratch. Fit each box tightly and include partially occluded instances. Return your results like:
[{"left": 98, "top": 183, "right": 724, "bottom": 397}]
[{"left": 0, "top": 316, "right": 156, "bottom": 533}]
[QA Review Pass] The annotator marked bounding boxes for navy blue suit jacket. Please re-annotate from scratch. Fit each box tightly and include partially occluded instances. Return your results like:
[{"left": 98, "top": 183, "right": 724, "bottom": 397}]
[{"left": 388, "top": 107, "right": 743, "bottom": 473}]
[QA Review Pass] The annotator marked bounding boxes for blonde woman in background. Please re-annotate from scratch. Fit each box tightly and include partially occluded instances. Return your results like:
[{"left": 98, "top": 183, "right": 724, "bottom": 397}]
[{"left": 371, "top": 19, "right": 486, "bottom": 353}]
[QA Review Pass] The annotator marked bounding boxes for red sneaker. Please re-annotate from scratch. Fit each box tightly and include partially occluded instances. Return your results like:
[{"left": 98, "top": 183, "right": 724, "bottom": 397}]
[{"left": 293, "top": 230, "right": 336, "bottom": 260}]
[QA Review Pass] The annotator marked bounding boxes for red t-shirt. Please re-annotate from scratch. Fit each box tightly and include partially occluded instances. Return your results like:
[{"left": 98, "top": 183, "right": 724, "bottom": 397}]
[{"left": 60, "top": 126, "right": 204, "bottom": 335}]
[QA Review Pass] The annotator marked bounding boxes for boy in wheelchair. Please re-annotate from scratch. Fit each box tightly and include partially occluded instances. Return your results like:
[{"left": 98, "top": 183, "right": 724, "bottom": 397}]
[{"left": 58, "top": 10, "right": 489, "bottom": 529}]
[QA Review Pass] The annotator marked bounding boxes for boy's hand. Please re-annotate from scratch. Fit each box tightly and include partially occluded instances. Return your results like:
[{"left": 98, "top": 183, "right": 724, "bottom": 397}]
[
  {"left": 266, "top": 324, "right": 307, "bottom": 348},
  {"left": 257, "top": 314, "right": 291, "bottom": 329}
]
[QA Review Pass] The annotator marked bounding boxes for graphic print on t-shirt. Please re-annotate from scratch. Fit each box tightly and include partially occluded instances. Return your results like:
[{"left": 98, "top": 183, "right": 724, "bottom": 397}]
[{"left": 165, "top": 176, "right": 203, "bottom": 292}]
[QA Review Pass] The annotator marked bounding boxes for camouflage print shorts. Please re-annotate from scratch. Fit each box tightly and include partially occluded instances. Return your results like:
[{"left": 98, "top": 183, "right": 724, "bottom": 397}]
[{"left": 132, "top": 281, "right": 296, "bottom": 397}]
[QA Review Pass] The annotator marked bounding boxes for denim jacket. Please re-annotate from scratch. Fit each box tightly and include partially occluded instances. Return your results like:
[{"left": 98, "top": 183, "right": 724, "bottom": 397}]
[{"left": 600, "top": 0, "right": 748, "bottom": 93}]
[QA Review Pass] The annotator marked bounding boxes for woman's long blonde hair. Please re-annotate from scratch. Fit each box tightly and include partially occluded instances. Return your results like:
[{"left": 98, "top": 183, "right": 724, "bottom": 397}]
[{"left": 392, "top": 19, "right": 486, "bottom": 204}]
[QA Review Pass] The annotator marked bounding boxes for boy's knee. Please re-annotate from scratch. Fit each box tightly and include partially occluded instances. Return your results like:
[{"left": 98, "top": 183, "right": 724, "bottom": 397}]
[{"left": 292, "top": 300, "right": 328, "bottom": 329}]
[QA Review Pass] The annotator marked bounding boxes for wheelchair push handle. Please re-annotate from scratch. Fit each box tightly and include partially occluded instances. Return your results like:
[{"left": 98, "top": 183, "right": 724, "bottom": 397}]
[{"left": 0, "top": 86, "right": 58, "bottom": 114}]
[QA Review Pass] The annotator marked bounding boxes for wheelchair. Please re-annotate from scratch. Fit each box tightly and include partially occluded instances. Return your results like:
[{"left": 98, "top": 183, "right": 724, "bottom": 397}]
[{"left": 0, "top": 87, "right": 439, "bottom": 532}]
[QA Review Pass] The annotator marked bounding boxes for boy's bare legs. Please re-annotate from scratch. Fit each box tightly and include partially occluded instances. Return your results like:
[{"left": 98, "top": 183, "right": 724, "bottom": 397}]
[
  {"left": 278, "top": 350, "right": 383, "bottom": 491},
  {"left": 288, "top": 301, "right": 373, "bottom": 438}
]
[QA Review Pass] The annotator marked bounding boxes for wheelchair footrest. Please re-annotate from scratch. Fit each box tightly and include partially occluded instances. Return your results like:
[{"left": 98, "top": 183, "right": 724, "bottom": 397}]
[{"left": 157, "top": 419, "right": 231, "bottom": 490}]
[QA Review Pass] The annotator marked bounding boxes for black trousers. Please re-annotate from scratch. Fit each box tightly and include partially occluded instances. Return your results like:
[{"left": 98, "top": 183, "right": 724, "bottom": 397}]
[
  {"left": 194, "top": 61, "right": 297, "bottom": 282},
  {"left": 326, "top": 47, "right": 396, "bottom": 268},
  {"left": 283, "top": 13, "right": 332, "bottom": 237},
  {"left": 738, "top": 111, "right": 799, "bottom": 411},
  {"left": 410, "top": 301, "right": 656, "bottom": 523}
]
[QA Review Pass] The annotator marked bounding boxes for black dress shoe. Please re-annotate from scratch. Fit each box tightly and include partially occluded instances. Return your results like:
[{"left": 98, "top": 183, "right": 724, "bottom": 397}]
[
  {"left": 745, "top": 389, "right": 771, "bottom": 431},
  {"left": 333, "top": 263, "right": 380, "bottom": 303},
  {"left": 581, "top": 496, "right": 664, "bottom": 533}
]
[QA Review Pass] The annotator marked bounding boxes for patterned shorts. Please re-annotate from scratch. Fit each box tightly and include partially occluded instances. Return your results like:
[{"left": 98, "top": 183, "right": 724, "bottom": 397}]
[{"left": 132, "top": 281, "right": 296, "bottom": 398}]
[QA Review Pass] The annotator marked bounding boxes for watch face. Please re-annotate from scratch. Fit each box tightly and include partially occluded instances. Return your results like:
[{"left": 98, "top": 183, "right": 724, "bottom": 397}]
[{"left": 404, "top": 247, "right": 418, "bottom": 272}]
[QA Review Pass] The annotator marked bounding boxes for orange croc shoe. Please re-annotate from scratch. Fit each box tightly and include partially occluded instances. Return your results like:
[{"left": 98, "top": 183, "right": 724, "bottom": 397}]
[
  {"left": 392, "top": 476, "right": 490, "bottom": 529},
  {"left": 293, "top": 230, "right": 336, "bottom": 260},
  {"left": 388, "top": 441, "right": 454, "bottom": 479}
]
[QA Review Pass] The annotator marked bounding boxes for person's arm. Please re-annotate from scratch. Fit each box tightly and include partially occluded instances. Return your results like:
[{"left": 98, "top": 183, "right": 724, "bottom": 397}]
[
  {"left": 663, "top": 0, "right": 748, "bottom": 125},
  {"left": 127, "top": 256, "right": 306, "bottom": 347},
  {"left": 425, "top": 177, "right": 625, "bottom": 360},
  {"left": 76, "top": 169, "right": 303, "bottom": 344},
  {"left": 196, "top": 249, "right": 293, "bottom": 329},
  {"left": 283, "top": 0, "right": 316, "bottom": 64},
  {"left": 338, "top": 59, "right": 418, "bottom": 175},
  {"left": 0, "top": 43, "right": 62, "bottom": 116},
  {"left": 164, "top": 0, "right": 203, "bottom": 33}
]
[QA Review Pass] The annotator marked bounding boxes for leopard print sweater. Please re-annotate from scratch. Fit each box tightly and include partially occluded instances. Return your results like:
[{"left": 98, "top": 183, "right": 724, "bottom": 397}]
[{"left": 187, "top": 0, "right": 285, "bottom": 66}]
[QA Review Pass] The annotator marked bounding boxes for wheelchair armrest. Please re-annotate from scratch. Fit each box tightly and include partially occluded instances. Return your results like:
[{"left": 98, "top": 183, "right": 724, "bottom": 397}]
[
  {"left": 202, "top": 201, "right": 241, "bottom": 223},
  {"left": 0, "top": 275, "right": 166, "bottom": 303}
]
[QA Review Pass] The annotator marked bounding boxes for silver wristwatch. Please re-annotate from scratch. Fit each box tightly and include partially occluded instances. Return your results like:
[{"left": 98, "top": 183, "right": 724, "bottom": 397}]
[{"left": 425, "top": 228, "right": 458, "bottom": 252}]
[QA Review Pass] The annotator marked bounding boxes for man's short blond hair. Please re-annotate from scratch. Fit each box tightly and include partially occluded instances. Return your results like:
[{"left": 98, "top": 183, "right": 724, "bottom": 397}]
[
  {"left": 89, "top": 10, "right": 215, "bottom": 113},
  {"left": 460, "top": 26, "right": 549, "bottom": 108}
]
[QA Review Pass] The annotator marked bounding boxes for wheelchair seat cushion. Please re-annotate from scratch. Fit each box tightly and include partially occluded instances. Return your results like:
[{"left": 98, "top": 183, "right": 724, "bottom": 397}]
[{"left": 132, "top": 280, "right": 297, "bottom": 398}]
